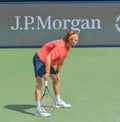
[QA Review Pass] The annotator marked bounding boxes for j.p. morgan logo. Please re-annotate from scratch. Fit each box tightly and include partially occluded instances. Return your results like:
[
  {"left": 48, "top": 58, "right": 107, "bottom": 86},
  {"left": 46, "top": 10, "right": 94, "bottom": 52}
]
[
  {"left": 115, "top": 15, "right": 120, "bottom": 32},
  {"left": 10, "top": 16, "right": 102, "bottom": 33}
]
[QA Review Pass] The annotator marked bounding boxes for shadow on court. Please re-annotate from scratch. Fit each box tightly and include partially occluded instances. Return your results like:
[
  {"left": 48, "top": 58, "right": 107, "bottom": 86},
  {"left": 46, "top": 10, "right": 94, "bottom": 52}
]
[{"left": 4, "top": 104, "right": 36, "bottom": 116}]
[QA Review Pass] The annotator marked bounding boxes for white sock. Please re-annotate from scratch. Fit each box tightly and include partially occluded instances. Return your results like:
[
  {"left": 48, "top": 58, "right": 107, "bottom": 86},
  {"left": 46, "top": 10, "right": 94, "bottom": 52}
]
[
  {"left": 36, "top": 101, "right": 41, "bottom": 109},
  {"left": 55, "top": 94, "right": 61, "bottom": 102}
]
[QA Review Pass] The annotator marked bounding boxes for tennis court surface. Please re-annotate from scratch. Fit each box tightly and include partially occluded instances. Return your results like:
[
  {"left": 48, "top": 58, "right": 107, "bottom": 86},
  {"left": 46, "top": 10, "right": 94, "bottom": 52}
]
[{"left": 1, "top": 48, "right": 120, "bottom": 122}]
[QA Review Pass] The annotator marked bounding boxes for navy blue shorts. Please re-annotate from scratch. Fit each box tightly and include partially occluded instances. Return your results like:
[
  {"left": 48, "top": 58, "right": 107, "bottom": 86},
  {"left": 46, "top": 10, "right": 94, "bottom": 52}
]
[{"left": 33, "top": 53, "right": 56, "bottom": 77}]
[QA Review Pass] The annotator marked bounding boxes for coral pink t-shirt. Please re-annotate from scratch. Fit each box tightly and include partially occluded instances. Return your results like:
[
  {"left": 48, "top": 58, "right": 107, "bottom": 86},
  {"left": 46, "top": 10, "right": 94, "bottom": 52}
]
[{"left": 37, "top": 39, "right": 71, "bottom": 66}]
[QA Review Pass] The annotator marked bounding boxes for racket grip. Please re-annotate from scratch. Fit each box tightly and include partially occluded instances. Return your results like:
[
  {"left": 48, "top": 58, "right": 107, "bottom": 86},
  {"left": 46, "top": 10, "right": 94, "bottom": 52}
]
[{"left": 45, "top": 81, "right": 48, "bottom": 86}]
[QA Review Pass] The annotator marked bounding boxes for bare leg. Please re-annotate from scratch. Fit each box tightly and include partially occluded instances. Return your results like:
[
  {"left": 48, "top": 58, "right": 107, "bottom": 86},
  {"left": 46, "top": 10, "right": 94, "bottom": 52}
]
[
  {"left": 50, "top": 74, "right": 71, "bottom": 108},
  {"left": 50, "top": 74, "right": 60, "bottom": 96},
  {"left": 34, "top": 76, "right": 51, "bottom": 116},
  {"left": 35, "top": 76, "right": 44, "bottom": 109}
]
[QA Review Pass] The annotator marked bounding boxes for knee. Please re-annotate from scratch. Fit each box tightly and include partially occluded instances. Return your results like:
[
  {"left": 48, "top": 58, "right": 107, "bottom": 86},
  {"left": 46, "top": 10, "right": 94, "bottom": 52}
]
[
  {"left": 50, "top": 74, "right": 58, "bottom": 82},
  {"left": 36, "top": 76, "right": 43, "bottom": 89}
]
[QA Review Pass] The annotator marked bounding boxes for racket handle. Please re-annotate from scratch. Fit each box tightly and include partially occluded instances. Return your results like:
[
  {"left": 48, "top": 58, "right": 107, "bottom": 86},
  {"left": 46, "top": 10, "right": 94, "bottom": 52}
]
[{"left": 45, "top": 80, "right": 48, "bottom": 86}]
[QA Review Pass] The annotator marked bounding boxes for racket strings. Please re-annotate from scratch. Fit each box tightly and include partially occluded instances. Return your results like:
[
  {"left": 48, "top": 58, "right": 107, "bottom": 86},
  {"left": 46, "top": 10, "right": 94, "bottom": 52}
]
[{"left": 41, "top": 95, "right": 55, "bottom": 113}]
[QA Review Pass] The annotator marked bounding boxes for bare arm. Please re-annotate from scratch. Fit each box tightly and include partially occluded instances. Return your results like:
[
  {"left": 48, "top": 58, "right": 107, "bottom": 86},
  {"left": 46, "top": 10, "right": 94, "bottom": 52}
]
[
  {"left": 44, "top": 55, "right": 51, "bottom": 80},
  {"left": 56, "top": 59, "right": 64, "bottom": 74}
]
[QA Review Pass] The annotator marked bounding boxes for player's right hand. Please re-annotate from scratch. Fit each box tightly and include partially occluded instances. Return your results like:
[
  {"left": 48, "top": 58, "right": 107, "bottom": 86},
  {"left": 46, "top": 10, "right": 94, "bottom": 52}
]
[{"left": 44, "top": 73, "right": 50, "bottom": 80}]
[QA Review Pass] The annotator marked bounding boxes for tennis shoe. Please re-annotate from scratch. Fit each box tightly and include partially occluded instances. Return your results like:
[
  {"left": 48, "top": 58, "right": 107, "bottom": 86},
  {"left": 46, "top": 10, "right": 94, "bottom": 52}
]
[
  {"left": 55, "top": 99, "right": 71, "bottom": 108},
  {"left": 35, "top": 108, "right": 51, "bottom": 117}
]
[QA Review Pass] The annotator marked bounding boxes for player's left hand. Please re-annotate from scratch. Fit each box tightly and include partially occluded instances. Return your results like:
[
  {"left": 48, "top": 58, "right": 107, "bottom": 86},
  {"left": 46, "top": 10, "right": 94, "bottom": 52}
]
[{"left": 55, "top": 73, "right": 60, "bottom": 80}]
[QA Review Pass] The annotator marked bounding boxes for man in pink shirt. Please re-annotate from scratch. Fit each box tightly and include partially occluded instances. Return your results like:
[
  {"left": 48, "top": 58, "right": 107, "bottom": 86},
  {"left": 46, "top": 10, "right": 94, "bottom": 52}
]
[{"left": 33, "top": 30, "right": 79, "bottom": 117}]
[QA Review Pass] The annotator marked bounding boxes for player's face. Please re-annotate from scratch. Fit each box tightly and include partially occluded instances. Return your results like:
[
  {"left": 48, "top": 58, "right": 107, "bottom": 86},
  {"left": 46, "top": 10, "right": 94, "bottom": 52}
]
[{"left": 68, "top": 34, "right": 79, "bottom": 46}]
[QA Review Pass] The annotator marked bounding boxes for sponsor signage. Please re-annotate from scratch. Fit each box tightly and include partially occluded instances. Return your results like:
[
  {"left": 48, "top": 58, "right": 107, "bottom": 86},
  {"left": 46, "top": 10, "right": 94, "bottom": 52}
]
[{"left": 0, "top": 2, "right": 120, "bottom": 47}]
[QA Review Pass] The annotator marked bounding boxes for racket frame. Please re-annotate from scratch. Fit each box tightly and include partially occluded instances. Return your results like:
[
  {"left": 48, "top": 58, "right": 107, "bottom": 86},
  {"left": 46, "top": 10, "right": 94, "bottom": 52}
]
[{"left": 41, "top": 80, "right": 55, "bottom": 113}]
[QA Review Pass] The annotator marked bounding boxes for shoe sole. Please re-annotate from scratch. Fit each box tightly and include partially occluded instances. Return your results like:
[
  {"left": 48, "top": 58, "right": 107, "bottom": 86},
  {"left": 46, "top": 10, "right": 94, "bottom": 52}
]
[
  {"left": 35, "top": 113, "right": 51, "bottom": 117},
  {"left": 55, "top": 105, "right": 71, "bottom": 108}
]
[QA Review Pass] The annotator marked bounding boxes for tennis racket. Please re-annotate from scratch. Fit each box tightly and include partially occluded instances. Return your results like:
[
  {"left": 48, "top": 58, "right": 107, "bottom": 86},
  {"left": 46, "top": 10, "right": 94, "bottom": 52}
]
[{"left": 41, "top": 80, "right": 55, "bottom": 113}]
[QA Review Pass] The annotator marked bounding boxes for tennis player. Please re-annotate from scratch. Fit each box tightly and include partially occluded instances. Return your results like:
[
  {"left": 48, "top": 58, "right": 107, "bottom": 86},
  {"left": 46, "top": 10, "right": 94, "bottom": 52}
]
[{"left": 33, "top": 30, "right": 79, "bottom": 117}]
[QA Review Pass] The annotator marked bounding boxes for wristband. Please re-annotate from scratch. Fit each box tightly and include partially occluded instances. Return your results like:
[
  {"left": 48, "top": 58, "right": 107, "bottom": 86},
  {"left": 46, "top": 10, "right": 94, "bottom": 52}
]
[
  {"left": 56, "top": 65, "right": 62, "bottom": 74},
  {"left": 46, "top": 66, "right": 50, "bottom": 73},
  {"left": 56, "top": 65, "right": 62, "bottom": 70}
]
